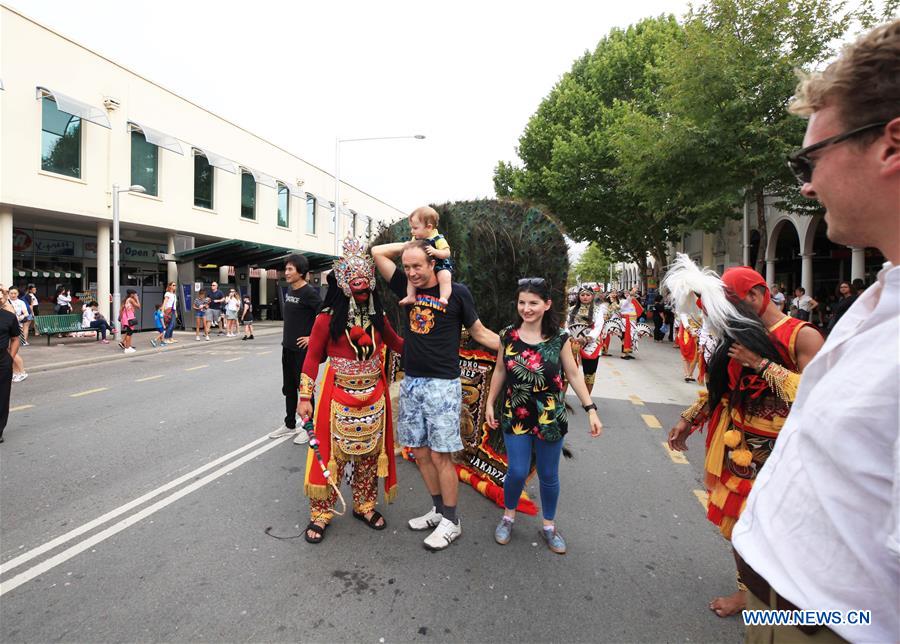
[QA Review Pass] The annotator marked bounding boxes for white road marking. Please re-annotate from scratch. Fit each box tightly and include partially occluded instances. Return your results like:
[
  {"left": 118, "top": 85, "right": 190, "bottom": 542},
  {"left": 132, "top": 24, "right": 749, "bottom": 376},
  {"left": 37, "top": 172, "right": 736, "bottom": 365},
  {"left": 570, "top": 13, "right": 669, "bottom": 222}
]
[
  {"left": 0, "top": 433, "right": 272, "bottom": 577},
  {"left": 0, "top": 434, "right": 290, "bottom": 596},
  {"left": 9, "top": 405, "right": 34, "bottom": 412},
  {"left": 223, "top": 358, "right": 242, "bottom": 363},
  {"left": 70, "top": 387, "right": 108, "bottom": 398},
  {"left": 184, "top": 365, "right": 208, "bottom": 371},
  {"left": 135, "top": 375, "right": 164, "bottom": 382}
]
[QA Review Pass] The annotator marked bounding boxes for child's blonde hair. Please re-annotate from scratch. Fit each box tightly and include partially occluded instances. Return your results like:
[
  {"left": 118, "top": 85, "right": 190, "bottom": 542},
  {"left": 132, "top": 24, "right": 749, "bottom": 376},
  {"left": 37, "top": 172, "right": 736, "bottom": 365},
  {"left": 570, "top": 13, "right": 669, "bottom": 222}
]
[{"left": 410, "top": 206, "right": 439, "bottom": 228}]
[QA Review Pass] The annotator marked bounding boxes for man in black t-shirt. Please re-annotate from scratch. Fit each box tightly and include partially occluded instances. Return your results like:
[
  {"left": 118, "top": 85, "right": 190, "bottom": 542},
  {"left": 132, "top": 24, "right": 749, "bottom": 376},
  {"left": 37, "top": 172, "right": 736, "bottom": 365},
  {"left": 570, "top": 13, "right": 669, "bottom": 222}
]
[
  {"left": 0, "top": 287, "right": 22, "bottom": 443},
  {"left": 269, "top": 254, "right": 322, "bottom": 444},
  {"left": 372, "top": 239, "right": 499, "bottom": 551},
  {"left": 209, "top": 282, "right": 225, "bottom": 335}
]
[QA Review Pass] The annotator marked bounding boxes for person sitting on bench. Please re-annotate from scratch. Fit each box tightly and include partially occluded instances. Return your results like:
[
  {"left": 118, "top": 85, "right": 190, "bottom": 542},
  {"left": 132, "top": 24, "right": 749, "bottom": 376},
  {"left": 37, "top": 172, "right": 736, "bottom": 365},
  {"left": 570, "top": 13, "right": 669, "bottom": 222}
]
[{"left": 82, "top": 301, "right": 112, "bottom": 343}]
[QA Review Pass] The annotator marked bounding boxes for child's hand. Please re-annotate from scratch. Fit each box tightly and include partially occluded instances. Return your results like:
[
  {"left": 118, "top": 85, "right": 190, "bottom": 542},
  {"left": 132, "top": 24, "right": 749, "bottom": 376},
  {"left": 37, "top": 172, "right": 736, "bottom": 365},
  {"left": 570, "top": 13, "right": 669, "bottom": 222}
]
[{"left": 424, "top": 246, "right": 436, "bottom": 257}]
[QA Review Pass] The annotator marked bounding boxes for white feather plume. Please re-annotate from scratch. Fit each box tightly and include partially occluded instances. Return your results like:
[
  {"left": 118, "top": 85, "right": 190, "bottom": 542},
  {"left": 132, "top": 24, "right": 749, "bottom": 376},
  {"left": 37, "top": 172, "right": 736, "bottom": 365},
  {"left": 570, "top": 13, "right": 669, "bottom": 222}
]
[{"left": 661, "top": 253, "right": 764, "bottom": 339}]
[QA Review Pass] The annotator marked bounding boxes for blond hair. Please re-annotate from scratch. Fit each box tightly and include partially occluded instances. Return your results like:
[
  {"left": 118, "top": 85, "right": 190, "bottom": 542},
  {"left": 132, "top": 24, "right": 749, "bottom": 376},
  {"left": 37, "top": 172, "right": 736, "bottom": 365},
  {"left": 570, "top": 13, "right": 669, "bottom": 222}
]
[
  {"left": 410, "top": 206, "right": 439, "bottom": 228},
  {"left": 790, "top": 20, "right": 900, "bottom": 135}
]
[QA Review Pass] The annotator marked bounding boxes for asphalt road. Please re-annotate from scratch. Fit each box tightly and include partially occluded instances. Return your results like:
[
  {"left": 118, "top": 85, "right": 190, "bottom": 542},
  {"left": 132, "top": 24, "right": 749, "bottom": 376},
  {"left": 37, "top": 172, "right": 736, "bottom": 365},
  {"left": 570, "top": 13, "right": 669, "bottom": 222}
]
[{"left": 0, "top": 334, "right": 743, "bottom": 643}]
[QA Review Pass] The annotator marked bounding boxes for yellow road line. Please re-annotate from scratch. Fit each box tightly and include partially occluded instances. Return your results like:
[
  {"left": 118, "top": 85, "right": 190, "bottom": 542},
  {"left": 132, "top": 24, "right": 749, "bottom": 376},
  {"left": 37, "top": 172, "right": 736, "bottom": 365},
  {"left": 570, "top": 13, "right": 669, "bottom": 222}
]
[
  {"left": 224, "top": 357, "right": 242, "bottom": 363},
  {"left": 629, "top": 394, "right": 644, "bottom": 406},
  {"left": 641, "top": 414, "right": 662, "bottom": 429},
  {"left": 693, "top": 489, "right": 709, "bottom": 510},
  {"left": 9, "top": 404, "right": 34, "bottom": 412},
  {"left": 70, "top": 387, "right": 108, "bottom": 398},
  {"left": 135, "top": 375, "right": 164, "bottom": 382},
  {"left": 184, "top": 365, "right": 208, "bottom": 372},
  {"left": 661, "top": 442, "right": 689, "bottom": 464}
]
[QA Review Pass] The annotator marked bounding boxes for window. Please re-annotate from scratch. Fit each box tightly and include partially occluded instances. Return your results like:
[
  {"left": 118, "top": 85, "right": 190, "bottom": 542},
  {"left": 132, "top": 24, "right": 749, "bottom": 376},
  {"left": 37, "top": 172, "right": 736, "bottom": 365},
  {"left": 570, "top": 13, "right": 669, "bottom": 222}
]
[
  {"left": 241, "top": 171, "right": 256, "bottom": 220},
  {"left": 41, "top": 97, "right": 81, "bottom": 178},
  {"left": 193, "top": 152, "right": 214, "bottom": 209},
  {"left": 276, "top": 182, "right": 289, "bottom": 228},
  {"left": 306, "top": 194, "right": 316, "bottom": 234},
  {"left": 130, "top": 131, "right": 158, "bottom": 196}
]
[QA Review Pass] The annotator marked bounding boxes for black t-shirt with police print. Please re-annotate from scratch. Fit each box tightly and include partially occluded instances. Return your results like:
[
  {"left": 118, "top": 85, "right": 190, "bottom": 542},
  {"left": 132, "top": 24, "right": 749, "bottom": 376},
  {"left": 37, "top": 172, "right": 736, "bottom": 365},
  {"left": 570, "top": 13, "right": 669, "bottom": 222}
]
[{"left": 389, "top": 270, "right": 479, "bottom": 379}]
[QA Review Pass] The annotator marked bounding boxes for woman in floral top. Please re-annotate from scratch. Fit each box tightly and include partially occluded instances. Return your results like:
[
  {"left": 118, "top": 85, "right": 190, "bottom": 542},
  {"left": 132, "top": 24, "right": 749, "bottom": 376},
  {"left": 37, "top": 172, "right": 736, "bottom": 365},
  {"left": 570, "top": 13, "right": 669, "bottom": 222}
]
[{"left": 485, "top": 277, "right": 603, "bottom": 554}]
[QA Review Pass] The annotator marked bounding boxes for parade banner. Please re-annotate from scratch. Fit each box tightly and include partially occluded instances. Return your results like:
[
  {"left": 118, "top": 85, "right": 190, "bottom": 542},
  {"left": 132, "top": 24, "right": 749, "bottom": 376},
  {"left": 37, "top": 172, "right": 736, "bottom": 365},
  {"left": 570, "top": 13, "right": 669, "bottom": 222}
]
[{"left": 391, "top": 347, "right": 537, "bottom": 515}]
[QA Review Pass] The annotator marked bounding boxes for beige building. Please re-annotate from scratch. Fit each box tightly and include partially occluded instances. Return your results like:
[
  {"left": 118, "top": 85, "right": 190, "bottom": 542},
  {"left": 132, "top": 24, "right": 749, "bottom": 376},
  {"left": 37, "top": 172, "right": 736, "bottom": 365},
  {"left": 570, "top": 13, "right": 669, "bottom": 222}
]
[{"left": 0, "top": 4, "right": 405, "bottom": 322}]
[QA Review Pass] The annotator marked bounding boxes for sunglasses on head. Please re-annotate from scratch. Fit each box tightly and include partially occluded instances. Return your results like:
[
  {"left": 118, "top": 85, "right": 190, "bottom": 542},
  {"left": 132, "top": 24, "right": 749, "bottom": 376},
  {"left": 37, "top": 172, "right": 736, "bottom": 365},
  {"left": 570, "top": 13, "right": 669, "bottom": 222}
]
[
  {"left": 518, "top": 277, "right": 547, "bottom": 288},
  {"left": 787, "top": 121, "right": 887, "bottom": 184}
]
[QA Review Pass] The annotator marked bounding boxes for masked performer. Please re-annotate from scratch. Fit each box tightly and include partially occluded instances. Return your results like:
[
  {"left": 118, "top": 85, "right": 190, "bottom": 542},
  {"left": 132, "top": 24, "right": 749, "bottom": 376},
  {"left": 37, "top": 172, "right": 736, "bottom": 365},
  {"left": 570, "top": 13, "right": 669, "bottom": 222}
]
[
  {"left": 618, "top": 291, "right": 644, "bottom": 359},
  {"left": 664, "top": 255, "right": 823, "bottom": 617},
  {"left": 566, "top": 284, "right": 605, "bottom": 393},
  {"left": 298, "top": 239, "right": 404, "bottom": 544}
]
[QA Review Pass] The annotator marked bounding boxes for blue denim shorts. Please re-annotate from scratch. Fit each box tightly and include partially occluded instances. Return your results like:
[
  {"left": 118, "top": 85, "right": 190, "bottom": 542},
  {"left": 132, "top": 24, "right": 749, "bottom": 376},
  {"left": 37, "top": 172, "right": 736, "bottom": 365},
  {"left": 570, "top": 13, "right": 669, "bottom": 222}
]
[{"left": 397, "top": 376, "right": 463, "bottom": 453}]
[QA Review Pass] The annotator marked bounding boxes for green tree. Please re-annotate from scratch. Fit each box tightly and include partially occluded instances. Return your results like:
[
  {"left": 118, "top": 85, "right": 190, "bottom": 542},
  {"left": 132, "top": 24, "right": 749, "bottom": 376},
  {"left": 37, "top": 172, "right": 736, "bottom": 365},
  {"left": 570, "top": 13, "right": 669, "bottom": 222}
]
[{"left": 571, "top": 243, "right": 615, "bottom": 286}]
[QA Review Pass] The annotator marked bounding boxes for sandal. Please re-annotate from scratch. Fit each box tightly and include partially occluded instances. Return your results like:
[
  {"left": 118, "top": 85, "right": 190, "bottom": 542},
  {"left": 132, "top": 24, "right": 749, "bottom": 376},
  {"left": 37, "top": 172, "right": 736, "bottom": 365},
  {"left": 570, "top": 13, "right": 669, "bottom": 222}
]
[
  {"left": 353, "top": 509, "right": 387, "bottom": 531},
  {"left": 304, "top": 521, "right": 328, "bottom": 544}
]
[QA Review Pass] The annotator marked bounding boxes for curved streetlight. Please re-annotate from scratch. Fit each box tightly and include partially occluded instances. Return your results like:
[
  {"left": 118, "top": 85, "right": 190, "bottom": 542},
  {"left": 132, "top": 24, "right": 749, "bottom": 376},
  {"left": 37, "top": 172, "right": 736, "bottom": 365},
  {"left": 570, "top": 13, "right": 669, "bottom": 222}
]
[
  {"left": 333, "top": 135, "right": 426, "bottom": 257},
  {"left": 112, "top": 183, "right": 145, "bottom": 337}
]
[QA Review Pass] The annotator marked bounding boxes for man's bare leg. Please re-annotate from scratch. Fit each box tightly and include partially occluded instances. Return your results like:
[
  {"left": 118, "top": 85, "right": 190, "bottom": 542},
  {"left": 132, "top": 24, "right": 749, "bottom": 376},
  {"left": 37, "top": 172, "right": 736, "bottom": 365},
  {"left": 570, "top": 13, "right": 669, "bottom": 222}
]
[
  {"left": 430, "top": 451, "right": 458, "bottom": 508},
  {"left": 412, "top": 446, "right": 441, "bottom": 495}
]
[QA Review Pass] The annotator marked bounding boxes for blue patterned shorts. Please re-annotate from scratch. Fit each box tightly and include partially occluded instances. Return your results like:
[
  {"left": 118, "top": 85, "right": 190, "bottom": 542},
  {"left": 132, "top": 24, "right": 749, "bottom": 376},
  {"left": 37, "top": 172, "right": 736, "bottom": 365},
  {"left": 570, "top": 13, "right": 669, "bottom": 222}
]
[{"left": 398, "top": 377, "right": 463, "bottom": 453}]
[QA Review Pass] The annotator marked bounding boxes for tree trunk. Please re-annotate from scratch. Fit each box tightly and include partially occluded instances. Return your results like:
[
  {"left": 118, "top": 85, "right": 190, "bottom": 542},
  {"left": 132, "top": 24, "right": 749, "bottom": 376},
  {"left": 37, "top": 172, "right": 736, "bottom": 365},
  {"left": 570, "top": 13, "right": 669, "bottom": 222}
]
[{"left": 754, "top": 191, "right": 767, "bottom": 274}]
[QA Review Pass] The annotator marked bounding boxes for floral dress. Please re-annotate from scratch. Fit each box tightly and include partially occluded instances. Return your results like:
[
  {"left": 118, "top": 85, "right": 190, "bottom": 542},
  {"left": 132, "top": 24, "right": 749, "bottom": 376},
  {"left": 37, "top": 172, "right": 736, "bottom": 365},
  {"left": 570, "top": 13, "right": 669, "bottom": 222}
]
[{"left": 500, "top": 325, "right": 569, "bottom": 442}]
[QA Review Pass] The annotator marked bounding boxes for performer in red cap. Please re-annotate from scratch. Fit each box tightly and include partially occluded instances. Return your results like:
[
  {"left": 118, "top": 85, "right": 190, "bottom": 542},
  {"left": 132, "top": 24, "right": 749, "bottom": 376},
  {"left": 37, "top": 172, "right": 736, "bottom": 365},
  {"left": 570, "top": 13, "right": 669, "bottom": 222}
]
[
  {"left": 298, "top": 238, "right": 404, "bottom": 544},
  {"left": 663, "top": 255, "right": 823, "bottom": 617}
]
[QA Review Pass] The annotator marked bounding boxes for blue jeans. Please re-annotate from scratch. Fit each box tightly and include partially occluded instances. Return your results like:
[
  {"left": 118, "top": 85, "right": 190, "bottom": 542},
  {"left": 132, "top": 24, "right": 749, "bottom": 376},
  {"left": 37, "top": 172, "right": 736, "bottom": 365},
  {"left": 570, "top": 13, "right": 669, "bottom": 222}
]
[
  {"left": 164, "top": 311, "right": 176, "bottom": 339},
  {"left": 503, "top": 432, "right": 564, "bottom": 521},
  {"left": 89, "top": 319, "right": 112, "bottom": 340}
]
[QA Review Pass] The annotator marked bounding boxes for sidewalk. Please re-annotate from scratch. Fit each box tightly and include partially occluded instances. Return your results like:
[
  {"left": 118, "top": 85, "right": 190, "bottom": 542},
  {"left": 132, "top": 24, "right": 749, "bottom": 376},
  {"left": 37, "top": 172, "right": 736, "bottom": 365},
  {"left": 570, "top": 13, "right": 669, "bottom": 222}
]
[{"left": 16, "top": 321, "right": 284, "bottom": 374}]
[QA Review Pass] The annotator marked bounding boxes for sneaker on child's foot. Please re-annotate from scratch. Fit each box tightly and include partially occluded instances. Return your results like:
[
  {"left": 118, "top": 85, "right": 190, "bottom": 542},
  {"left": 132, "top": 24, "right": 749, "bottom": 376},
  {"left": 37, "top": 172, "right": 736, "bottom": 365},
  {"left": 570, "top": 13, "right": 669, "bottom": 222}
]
[
  {"left": 124, "top": 347, "right": 136, "bottom": 354},
  {"left": 540, "top": 526, "right": 567, "bottom": 554},
  {"left": 205, "top": 335, "right": 210, "bottom": 341},
  {"left": 423, "top": 518, "right": 462, "bottom": 551},
  {"left": 150, "top": 338, "right": 158, "bottom": 348},
  {"left": 408, "top": 507, "right": 443, "bottom": 531}
]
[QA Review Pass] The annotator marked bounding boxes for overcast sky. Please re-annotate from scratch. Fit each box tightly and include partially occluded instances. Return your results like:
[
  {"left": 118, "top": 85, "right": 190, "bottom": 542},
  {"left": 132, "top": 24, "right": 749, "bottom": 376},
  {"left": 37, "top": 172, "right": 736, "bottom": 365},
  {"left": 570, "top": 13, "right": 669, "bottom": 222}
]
[{"left": 10, "top": 0, "right": 692, "bottom": 218}]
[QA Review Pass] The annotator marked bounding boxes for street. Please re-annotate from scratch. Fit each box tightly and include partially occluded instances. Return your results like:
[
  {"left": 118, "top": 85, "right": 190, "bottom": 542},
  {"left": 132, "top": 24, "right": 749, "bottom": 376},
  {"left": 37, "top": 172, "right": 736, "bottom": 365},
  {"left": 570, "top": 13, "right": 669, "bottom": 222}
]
[{"left": 1, "top": 333, "right": 743, "bottom": 643}]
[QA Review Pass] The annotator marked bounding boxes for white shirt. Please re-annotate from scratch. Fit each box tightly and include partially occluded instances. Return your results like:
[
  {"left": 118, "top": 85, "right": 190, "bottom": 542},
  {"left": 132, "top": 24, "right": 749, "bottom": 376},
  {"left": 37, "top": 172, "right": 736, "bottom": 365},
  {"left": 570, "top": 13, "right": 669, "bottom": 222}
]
[
  {"left": 732, "top": 262, "right": 899, "bottom": 643},
  {"left": 792, "top": 294, "right": 813, "bottom": 312},
  {"left": 82, "top": 308, "right": 95, "bottom": 327},
  {"left": 57, "top": 293, "right": 71, "bottom": 307},
  {"left": 10, "top": 299, "right": 28, "bottom": 321},
  {"left": 619, "top": 296, "right": 636, "bottom": 316},
  {"left": 163, "top": 291, "right": 176, "bottom": 312},
  {"left": 771, "top": 291, "right": 786, "bottom": 310}
]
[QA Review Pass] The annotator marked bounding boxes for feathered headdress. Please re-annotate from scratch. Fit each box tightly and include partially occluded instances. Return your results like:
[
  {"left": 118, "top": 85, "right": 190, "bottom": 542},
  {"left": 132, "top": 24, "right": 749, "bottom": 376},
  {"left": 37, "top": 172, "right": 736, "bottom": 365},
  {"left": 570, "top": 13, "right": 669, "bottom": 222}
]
[{"left": 661, "top": 253, "right": 765, "bottom": 339}]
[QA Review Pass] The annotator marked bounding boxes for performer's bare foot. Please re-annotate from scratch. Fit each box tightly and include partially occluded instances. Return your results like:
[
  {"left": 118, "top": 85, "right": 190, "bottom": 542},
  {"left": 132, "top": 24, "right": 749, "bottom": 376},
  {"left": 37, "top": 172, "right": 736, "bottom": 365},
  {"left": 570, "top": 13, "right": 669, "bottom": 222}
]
[
  {"left": 709, "top": 590, "right": 746, "bottom": 617},
  {"left": 398, "top": 295, "right": 415, "bottom": 306}
]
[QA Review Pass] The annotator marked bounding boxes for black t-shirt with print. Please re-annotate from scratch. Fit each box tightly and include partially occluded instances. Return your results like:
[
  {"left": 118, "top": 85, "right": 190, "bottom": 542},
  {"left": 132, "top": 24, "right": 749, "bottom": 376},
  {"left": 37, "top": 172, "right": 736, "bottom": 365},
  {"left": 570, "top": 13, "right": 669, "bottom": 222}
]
[
  {"left": 209, "top": 289, "right": 225, "bottom": 310},
  {"left": 282, "top": 284, "right": 322, "bottom": 352},
  {"left": 0, "top": 309, "right": 21, "bottom": 350},
  {"left": 389, "top": 270, "right": 479, "bottom": 379}
]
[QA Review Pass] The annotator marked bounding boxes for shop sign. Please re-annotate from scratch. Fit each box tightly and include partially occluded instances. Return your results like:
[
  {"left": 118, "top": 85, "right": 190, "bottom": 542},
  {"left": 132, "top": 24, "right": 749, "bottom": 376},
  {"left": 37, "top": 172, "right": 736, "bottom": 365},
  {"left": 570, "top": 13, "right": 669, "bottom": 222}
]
[
  {"left": 13, "top": 228, "right": 33, "bottom": 253},
  {"left": 83, "top": 240, "right": 165, "bottom": 263}
]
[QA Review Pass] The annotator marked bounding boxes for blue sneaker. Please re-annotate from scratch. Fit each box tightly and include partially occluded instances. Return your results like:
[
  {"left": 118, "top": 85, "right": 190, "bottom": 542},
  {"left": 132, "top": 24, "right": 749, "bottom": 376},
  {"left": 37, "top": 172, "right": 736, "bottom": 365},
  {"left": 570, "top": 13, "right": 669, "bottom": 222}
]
[
  {"left": 541, "top": 526, "right": 567, "bottom": 554},
  {"left": 494, "top": 516, "right": 514, "bottom": 545}
]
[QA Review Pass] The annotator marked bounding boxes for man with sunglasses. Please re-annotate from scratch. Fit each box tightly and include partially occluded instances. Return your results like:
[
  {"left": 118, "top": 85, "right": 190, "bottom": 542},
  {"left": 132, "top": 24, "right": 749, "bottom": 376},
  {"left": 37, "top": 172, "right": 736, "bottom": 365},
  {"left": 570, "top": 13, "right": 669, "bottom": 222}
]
[
  {"left": 372, "top": 237, "right": 499, "bottom": 551},
  {"left": 732, "top": 20, "right": 899, "bottom": 643}
]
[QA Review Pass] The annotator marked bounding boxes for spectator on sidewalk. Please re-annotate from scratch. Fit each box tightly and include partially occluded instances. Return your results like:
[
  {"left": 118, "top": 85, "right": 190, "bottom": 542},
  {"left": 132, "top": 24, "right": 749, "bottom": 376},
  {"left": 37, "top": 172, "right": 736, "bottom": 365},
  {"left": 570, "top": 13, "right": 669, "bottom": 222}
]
[
  {"left": 8, "top": 288, "right": 29, "bottom": 347},
  {"left": 239, "top": 295, "right": 254, "bottom": 340},
  {"left": 119, "top": 289, "right": 140, "bottom": 353},
  {"left": 193, "top": 288, "right": 210, "bottom": 341},
  {"left": 269, "top": 254, "right": 321, "bottom": 442},
  {"left": 209, "top": 281, "right": 226, "bottom": 336},
  {"left": 0, "top": 287, "right": 26, "bottom": 383},
  {"left": 55, "top": 287, "right": 72, "bottom": 314},
  {"left": 162, "top": 282, "right": 178, "bottom": 345},
  {"left": 790, "top": 286, "right": 817, "bottom": 321},
  {"left": 82, "top": 300, "right": 112, "bottom": 343},
  {"left": 150, "top": 304, "right": 165, "bottom": 348},
  {"left": 25, "top": 285, "right": 40, "bottom": 337},
  {"left": 770, "top": 283, "right": 786, "bottom": 312},
  {"left": 224, "top": 289, "right": 241, "bottom": 337},
  {"left": 0, "top": 286, "right": 21, "bottom": 444}
]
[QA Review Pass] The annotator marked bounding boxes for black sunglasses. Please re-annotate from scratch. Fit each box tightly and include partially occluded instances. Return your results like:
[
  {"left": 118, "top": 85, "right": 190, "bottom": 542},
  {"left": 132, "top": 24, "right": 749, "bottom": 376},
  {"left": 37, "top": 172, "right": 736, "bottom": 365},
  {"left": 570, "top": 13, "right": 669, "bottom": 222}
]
[
  {"left": 518, "top": 277, "right": 547, "bottom": 288},
  {"left": 787, "top": 121, "right": 887, "bottom": 184}
]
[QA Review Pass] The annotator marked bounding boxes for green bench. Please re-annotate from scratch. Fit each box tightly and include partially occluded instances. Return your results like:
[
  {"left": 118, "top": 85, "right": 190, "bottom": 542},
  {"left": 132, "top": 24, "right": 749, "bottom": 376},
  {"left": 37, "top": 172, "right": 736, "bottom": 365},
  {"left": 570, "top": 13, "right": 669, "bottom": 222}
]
[{"left": 33, "top": 314, "right": 100, "bottom": 346}]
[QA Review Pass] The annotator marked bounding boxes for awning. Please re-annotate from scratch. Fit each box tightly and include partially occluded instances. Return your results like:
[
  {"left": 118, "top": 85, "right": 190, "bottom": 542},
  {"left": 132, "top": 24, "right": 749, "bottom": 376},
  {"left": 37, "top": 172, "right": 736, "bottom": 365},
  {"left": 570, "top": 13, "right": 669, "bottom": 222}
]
[
  {"left": 192, "top": 147, "right": 237, "bottom": 174},
  {"left": 245, "top": 168, "right": 277, "bottom": 189},
  {"left": 280, "top": 182, "right": 303, "bottom": 198},
  {"left": 127, "top": 121, "right": 184, "bottom": 155},
  {"left": 170, "top": 239, "right": 336, "bottom": 271},
  {"left": 36, "top": 86, "right": 111, "bottom": 129}
]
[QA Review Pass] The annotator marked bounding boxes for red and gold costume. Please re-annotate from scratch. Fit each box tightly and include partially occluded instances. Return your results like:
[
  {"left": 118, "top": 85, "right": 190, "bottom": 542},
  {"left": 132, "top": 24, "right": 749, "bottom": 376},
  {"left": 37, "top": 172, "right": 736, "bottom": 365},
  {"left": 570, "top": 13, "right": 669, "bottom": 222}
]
[
  {"left": 300, "top": 239, "right": 404, "bottom": 525},
  {"left": 618, "top": 295, "right": 643, "bottom": 354},
  {"left": 676, "top": 315, "right": 700, "bottom": 369},
  {"left": 687, "top": 316, "right": 809, "bottom": 539}
]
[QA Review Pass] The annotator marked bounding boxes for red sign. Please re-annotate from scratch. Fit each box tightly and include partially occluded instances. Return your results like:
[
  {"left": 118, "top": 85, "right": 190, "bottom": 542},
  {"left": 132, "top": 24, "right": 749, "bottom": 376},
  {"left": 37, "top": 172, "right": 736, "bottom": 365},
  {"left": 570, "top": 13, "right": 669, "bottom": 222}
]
[{"left": 12, "top": 229, "right": 32, "bottom": 253}]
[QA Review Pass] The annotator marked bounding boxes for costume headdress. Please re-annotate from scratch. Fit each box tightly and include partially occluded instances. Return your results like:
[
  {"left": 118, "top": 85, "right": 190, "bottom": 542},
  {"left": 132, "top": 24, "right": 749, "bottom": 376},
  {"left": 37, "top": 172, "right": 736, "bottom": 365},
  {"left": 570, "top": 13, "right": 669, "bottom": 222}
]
[
  {"left": 333, "top": 237, "right": 375, "bottom": 297},
  {"left": 661, "top": 253, "right": 765, "bottom": 339}
]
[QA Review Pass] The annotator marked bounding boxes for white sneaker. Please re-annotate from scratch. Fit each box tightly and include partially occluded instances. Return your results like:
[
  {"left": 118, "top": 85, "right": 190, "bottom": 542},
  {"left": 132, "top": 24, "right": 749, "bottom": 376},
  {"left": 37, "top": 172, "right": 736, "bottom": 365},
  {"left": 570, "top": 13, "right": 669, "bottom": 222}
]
[
  {"left": 293, "top": 431, "right": 309, "bottom": 445},
  {"left": 423, "top": 517, "right": 462, "bottom": 551},
  {"left": 12, "top": 372, "right": 26, "bottom": 383},
  {"left": 268, "top": 425, "right": 298, "bottom": 439},
  {"left": 124, "top": 347, "right": 136, "bottom": 353},
  {"left": 407, "top": 506, "right": 443, "bottom": 531},
  {"left": 195, "top": 336, "right": 201, "bottom": 341}
]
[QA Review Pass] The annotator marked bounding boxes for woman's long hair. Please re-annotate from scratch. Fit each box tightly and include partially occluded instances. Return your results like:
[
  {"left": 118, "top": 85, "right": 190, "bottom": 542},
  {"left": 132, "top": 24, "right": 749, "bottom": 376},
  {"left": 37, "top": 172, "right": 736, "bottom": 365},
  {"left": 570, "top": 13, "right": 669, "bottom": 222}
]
[
  {"left": 567, "top": 289, "right": 594, "bottom": 325},
  {"left": 705, "top": 296, "right": 789, "bottom": 412},
  {"left": 515, "top": 280, "right": 560, "bottom": 340},
  {"left": 321, "top": 271, "right": 386, "bottom": 342}
]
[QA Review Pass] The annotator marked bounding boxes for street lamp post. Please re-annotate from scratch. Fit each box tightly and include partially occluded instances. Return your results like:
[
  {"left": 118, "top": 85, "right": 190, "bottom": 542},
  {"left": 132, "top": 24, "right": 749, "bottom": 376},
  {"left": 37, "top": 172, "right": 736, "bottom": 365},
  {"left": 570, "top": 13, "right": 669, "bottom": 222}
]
[
  {"left": 333, "top": 134, "right": 425, "bottom": 257},
  {"left": 112, "top": 183, "right": 145, "bottom": 336}
]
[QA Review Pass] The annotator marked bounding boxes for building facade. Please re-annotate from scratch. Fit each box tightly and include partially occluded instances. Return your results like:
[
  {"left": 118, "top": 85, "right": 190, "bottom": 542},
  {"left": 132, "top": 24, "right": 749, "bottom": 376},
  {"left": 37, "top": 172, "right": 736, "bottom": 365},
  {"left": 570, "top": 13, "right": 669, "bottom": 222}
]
[{"left": 0, "top": 5, "right": 405, "bottom": 319}]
